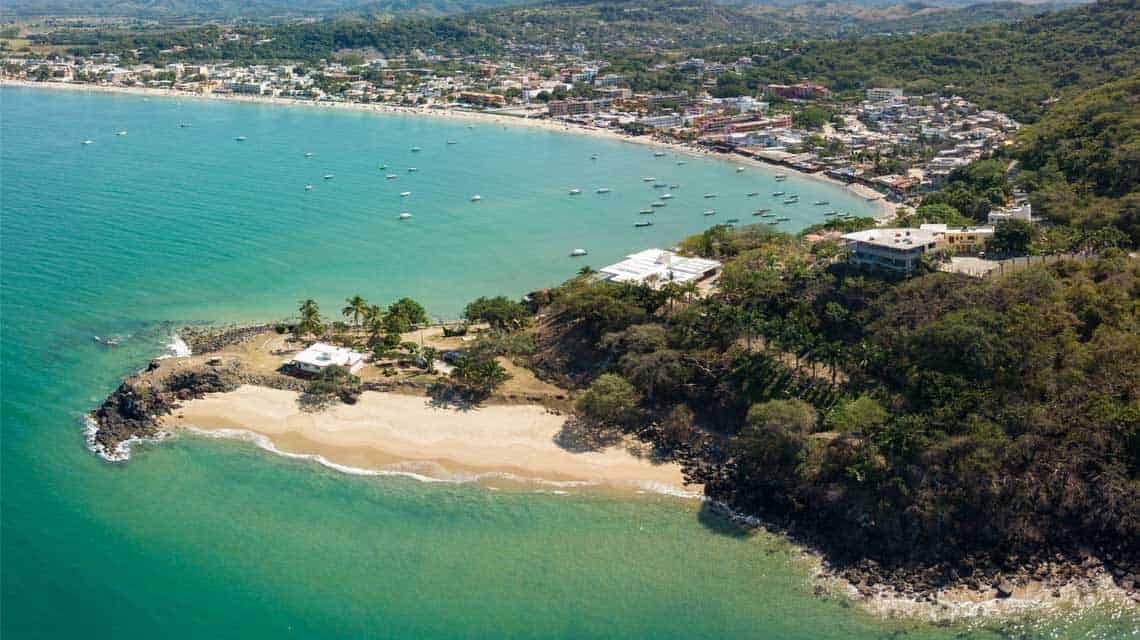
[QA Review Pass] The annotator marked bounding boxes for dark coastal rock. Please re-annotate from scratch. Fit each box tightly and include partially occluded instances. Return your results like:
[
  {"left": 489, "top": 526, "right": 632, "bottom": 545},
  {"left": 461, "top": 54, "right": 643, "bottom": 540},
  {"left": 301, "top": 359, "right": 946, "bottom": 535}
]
[
  {"left": 995, "top": 581, "right": 1015, "bottom": 598},
  {"left": 180, "top": 324, "right": 276, "bottom": 355}
]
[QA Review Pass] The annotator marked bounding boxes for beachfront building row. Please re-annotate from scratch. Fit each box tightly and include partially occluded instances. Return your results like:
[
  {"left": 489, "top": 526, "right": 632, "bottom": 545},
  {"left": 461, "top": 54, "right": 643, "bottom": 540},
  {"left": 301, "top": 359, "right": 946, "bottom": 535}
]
[{"left": 598, "top": 249, "right": 722, "bottom": 289}]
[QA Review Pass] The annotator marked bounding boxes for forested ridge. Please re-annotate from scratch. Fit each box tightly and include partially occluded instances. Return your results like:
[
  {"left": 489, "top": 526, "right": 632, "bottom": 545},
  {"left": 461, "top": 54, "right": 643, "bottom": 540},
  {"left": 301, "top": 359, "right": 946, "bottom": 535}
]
[{"left": 520, "top": 226, "right": 1138, "bottom": 588}]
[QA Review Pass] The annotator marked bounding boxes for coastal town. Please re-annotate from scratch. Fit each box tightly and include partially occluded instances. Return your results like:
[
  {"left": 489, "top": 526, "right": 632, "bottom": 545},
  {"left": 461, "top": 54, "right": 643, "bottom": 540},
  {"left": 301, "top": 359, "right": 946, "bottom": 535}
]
[{"left": 3, "top": 51, "right": 1021, "bottom": 216}]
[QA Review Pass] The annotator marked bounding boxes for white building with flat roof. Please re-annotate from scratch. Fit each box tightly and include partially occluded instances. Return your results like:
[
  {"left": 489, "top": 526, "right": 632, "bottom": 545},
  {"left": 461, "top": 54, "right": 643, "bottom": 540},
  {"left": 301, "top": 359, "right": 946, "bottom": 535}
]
[
  {"left": 842, "top": 228, "right": 940, "bottom": 275},
  {"left": 291, "top": 342, "right": 365, "bottom": 375},
  {"left": 598, "top": 249, "right": 721, "bottom": 288}
]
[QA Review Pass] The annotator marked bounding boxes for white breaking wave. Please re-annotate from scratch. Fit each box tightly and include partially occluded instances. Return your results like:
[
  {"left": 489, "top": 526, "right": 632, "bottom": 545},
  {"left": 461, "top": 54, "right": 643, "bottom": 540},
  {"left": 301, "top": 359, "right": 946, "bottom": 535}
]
[
  {"left": 82, "top": 415, "right": 169, "bottom": 462},
  {"left": 161, "top": 333, "right": 192, "bottom": 359}
]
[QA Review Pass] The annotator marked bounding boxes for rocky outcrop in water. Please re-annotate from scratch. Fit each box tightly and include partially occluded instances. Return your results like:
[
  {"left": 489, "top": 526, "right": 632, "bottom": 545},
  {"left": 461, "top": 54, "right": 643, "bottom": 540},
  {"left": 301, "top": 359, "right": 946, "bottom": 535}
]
[{"left": 180, "top": 324, "right": 276, "bottom": 354}]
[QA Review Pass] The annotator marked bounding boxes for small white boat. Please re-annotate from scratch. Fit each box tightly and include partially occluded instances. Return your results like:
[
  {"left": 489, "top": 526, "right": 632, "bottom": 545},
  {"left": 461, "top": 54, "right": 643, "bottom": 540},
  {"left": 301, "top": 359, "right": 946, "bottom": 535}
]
[
  {"left": 323, "top": 174, "right": 335, "bottom": 180},
  {"left": 669, "top": 184, "right": 679, "bottom": 189},
  {"left": 379, "top": 164, "right": 387, "bottom": 170},
  {"left": 408, "top": 167, "right": 419, "bottom": 172},
  {"left": 653, "top": 151, "right": 666, "bottom": 157},
  {"left": 590, "top": 153, "right": 598, "bottom": 160},
  {"left": 639, "top": 209, "right": 655, "bottom": 215},
  {"left": 596, "top": 188, "right": 611, "bottom": 194},
  {"left": 703, "top": 209, "right": 716, "bottom": 216},
  {"left": 824, "top": 211, "right": 839, "bottom": 216},
  {"left": 643, "top": 177, "right": 656, "bottom": 182},
  {"left": 399, "top": 212, "right": 412, "bottom": 220},
  {"left": 660, "top": 193, "right": 674, "bottom": 200},
  {"left": 772, "top": 191, "right": 785, "bottom": 197},
  {"left": 82, "top": 139, "right": 93, "bottom": 145},
  {"left": 635, "top": 220, "right": 654, "bottom": 227},
  {"left": 783, "top": 198, "right": 798, "bottom": 205},
  {"left": 775, "top": 174, "right": 787, "bottom": 181},
  {"left": 447, "top": 140, "right": 458, "bottom": 145},
  {"left": 569, "top": 188, "right": 582, "bottom": 195},
  {"left": 746, "top": 191, "right": 760, "bottom": 197},
  {"left": 304, "top": 184, "right": 313, "bottom": 191},
  {"left": 777, "top": 216, "right": 791, "bottom": 222},
  {"left": 570, "top": 248, "right": 588, "bottom": 257},
  {"left": 814, "top": 200, "right": 829, "bottom": 205},
  {"left": 116, "top": 130, "right": 127, "bottom": 136},
  {"left": 304, "top": 152, "right": 313, "bottom": 158},
  {"left": 703, "top": 193, "right": 718, "bottom": 199},
  {"left": 676, "top": 160, "right": 686, "bottom": 166},
  {"left": 736, "top": 167, "right": 745, "bottom": 173},
  {"left": 178, "top": 123, "right": 191, "bottom": 128},
  {"left": 400, "top": 191, "right": 412, "bottom": 197},
  {"left": 386, "top": 174, "right": 398, "bottom": 180},
  {"left": 470, "top": 194, "right": 482, "bottom": 202},
  {"left": 234, "top": 136, "right": 247, "bottom": 142},
  {"left": 410, "top": 146, "right": 422, "bottom": 152},
  {"left": 651, "top": 202, "right": 667, "bottom": 208}
]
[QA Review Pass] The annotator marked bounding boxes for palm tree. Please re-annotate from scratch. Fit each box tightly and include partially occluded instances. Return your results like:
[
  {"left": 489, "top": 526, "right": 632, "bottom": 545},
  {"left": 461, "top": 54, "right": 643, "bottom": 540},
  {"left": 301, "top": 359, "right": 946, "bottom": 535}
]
[
  {"left": 296, "top": 298, "right": 323, "bottom": 338},
  {"left": 342, "top": 295, "right": 368, "bottom": 327},
  {"left": 364, "top": 305, "right": 385, "bottom": 345},
  {"left": 577, "top": 265, "right": 595, "bottom": 276}
]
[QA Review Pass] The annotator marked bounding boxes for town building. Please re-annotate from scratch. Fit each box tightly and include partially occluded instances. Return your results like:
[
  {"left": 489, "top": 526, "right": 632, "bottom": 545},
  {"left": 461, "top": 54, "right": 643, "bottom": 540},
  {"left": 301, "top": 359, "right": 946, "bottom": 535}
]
[
  {"left": 866, "top": 87, "right": 904, "bottom": 102},
  {"left": 920, "top": 224, "right": 995, "bottom": 254},
  {"left": 988, "top": 203, "right": 1033, "bottom": 224},
  {"left": 547, "top": 98, "right": 612, "bottom": 116}
]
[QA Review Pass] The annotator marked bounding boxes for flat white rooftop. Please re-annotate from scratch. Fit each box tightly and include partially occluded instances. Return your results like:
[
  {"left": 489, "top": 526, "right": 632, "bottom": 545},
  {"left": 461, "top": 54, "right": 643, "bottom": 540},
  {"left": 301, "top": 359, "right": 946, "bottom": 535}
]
[
  {"left": 843, "top": 228, "right": 940, "bottom": 250},
  {"left": 599, "top": 248, "right": 721, "bottom": 287}
]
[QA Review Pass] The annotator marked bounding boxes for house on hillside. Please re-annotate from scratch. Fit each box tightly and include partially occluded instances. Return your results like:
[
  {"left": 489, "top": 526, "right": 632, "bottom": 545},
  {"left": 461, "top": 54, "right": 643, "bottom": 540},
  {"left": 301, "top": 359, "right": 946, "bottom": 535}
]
[
  {"left": 290, "top": 343, "right": 365, "bottom": 375},
  {"left": 598, "top": 249, "right": 721, "bottom": 289},
  {"left": 842, "top": 228, "right": 940, "bottom": 275}
]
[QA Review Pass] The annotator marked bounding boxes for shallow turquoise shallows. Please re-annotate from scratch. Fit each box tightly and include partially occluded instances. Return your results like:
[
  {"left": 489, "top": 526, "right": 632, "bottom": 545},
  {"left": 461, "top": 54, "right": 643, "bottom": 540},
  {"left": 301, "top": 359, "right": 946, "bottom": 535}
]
[{"left": 1, "top": 87, "right": 1133, "bottom": 639}]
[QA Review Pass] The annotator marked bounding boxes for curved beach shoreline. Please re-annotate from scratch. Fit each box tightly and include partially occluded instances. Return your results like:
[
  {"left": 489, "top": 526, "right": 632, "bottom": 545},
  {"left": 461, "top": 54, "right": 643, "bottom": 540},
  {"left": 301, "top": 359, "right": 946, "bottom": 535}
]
[
  {"left": 163, "top": 385, "right": 695, "bottom": 493},
  {"left": 1, "top": 79, "right": 896, "bottom": 220}
]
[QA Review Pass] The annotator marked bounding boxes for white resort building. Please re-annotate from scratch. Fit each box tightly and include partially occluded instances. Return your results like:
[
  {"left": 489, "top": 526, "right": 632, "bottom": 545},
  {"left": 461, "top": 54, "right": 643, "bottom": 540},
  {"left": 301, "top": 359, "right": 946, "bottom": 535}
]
[
  {"left": 598, "top": 249, "right": 722, "bottom": 288},
  {"left": 290, "top": 342, "right": 366, "bottom": 375}
]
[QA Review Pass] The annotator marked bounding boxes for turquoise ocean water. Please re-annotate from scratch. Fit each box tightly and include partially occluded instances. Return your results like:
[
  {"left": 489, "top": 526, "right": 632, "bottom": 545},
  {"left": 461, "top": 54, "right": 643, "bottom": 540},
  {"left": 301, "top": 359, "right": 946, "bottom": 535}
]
[{"left": 1, "top": 86, "right": 1134, "bottom": 638}]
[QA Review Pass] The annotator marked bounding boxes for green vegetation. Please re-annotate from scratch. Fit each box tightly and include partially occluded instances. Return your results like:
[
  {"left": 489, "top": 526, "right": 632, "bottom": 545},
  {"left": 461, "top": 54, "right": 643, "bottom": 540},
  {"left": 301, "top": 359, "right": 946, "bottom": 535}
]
[
  {"left": 463, "top": 295, "right": 528, "bottom": 331},
  {"left": 1015, "top": 74, "right": 1140, "bottom": 245},
  {"left": 528, "top": 224, "right": 1139, "bottom": 574},
  {"left": 301, "top": 364, "right": 362, "bottom": 406}
]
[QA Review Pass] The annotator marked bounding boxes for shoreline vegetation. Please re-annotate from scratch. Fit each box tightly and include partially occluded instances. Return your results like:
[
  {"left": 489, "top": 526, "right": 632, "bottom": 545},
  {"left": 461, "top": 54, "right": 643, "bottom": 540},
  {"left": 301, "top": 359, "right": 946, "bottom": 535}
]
[
  {"left": 0, "top": 79, "right": 897, "bottom": 221},
  {"left": 90, "top": 261, "right": 1138, "bottom": 625}
]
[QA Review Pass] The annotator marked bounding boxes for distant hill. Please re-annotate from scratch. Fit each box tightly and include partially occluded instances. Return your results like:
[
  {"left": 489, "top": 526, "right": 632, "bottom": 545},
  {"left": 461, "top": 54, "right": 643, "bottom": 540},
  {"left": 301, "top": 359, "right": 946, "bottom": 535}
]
[{"left": 2, "top": 0, "right": 530, "bottom": 19}]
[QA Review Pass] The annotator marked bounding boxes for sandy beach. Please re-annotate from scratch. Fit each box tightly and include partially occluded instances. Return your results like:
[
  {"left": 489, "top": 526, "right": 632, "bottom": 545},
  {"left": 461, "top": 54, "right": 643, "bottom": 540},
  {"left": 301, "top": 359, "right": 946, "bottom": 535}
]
[
  {"left": 163, "top": 385, "right": 695, "bottom": 494},
  {"left": 2, "top": 79, "right": 896, "bottom": 218}
]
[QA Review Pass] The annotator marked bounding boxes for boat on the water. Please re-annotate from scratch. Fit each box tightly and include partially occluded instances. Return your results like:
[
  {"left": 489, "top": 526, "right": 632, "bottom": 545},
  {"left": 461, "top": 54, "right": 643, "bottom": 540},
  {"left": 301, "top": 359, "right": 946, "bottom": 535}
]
[
  {"left": 651, "top": 202, "right": 667, "bottom": 208},
  {"left": 775, "top": 174, "right": 787, "bottom": 181},
  {"left": 399, "top": 212, "right": 412, "bottom": 220},
  {"left": 653, "top": 151, "right": 666, "bottom": 157},
  {"left": 305, "top": 152, "right": 313, "bottom": 158},
  {"left": 591, "top": 153, "right": 599, "bottom": 160},
  {"left": 596, "top": 188, "right": 611, "bottom": 194},
  {"left": 400, "top": 191, "right": 411, "bottom": 197},
  {"left": 178, "top": 123, "right": 191, "bottom": 128},
  {"left": 669, "top": 184, "right": 679, "bottom": 189},
  {"left": 471, "top": 194, "right": 482, "bottom": 202},
  {"left": 304, "top": 184, "right": 313, "bottom": 191},
  {"left": 736, "top": 167, "right": 745, "bottom": 173},
  {"left": 755, "top": 208, "right": 772, "bottom": 214},
  {"left": 116, "top": 130, "right": 127, "bottom": 136},
  {"left": 643, "top": 177, "right": 656, "bottom": 182},
  {"left": 379, "top": 164, "right": 387, "bottom": 170},
  {"left": 772, "top": 191, "right": 785, "bottom": 197},
  {"left": 726, "top": 218, "right": 740, "bottom": 223},
  {"left": 635, "top": 220, "right": 654, "bottom": 227},
  {"left": 783, "top": 198, "right": 798, "bottom": 205},
  {"left": 814, "top": 200, "right": 829, "bottom": 205},
  {"left": 323, "top": 174, "right": 335, "bottom": 180},
  {"left": 569, "top": 188, "right": 582, "bottom": 195},
  {"left": 654, "top": 183, "right": 668, "bottom": 188},
  {"left": 676, "top": 160, "right": 686, "bottom": 166},
  {"left": 777, "top": 216, "right": 791, "bottom": 222},
  {"left": 703, "top": 193, "right": 717, "bottom": 199},
  {"left": 824, "top": 211, "right": 839, "bottom": 216},
  {"left": 410, "top": 146, "right": 422, "bottom": 152},
  {"left": 386, "top": 174, "right": 398, "bottom": 179},
  {"left": 639, "top": 209, "right": 655, "bottom": 215},
  {"left": 703, "top": 210, "right": 716, "bottom": 216},
  {"left": 760, "top": 213, "right": 777, "bottom": 218},
  {"left": 82, "top": 139, "right": 93, "bottom": 145},
  {"left": 746, "top": 191, "right": 760, "bottom": 197},
  {"left": 570, "top": 248, "right": 588, "bottom": 257},
  {"left": 234, "top": 136, "right": 247, "bottom": 142},
  {"left": 408, "top": 167, "right": 419, "bottom": 172},
  {"left": 661, "top": 193, "right": 674, "bottom": 200},
  {"left": 447, "top": 140, "right": 458, "bottom": 145},
  {"left": 767, "top": 220, "right": 780, "bottom": 225}
]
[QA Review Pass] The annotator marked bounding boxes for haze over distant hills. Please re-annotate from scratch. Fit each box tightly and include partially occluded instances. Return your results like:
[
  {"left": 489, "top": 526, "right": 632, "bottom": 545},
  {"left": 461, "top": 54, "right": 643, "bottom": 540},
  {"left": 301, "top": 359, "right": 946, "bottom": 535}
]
[{"left": 3, "top": 0, "right": 1084, "bottom": 19}]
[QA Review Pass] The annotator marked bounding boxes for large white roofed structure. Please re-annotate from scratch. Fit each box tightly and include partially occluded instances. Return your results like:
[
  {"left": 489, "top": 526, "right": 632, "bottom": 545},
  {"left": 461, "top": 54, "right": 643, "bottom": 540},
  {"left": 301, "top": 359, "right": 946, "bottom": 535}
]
[{"left": 598, "top": 249, "right": 721, "bottom": 288}]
